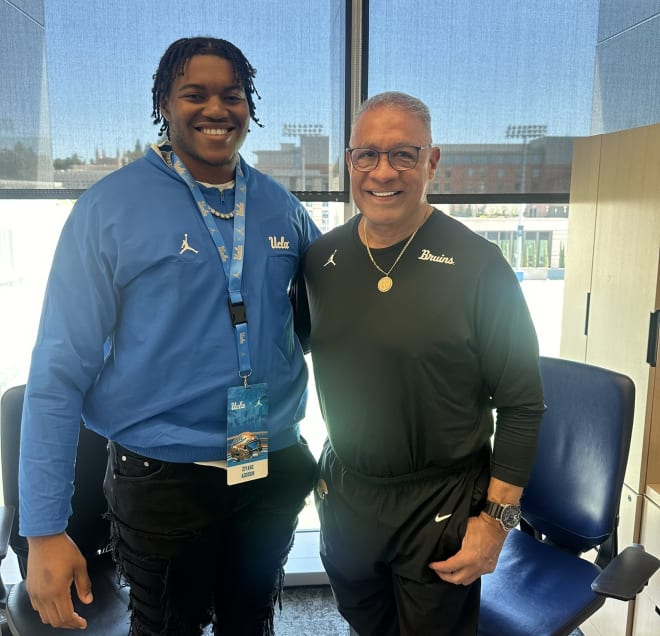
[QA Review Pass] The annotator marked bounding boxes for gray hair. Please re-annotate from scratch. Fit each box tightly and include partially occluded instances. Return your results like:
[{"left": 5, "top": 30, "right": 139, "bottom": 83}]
[{"left": 353, "top": 91, "right": 432, "bottom": 138}]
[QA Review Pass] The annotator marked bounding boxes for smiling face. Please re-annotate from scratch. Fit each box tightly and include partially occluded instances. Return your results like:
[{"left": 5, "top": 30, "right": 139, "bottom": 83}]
[
  {"left": 347, "top": 105, "right": 440, "bottom": 237},
  {"left": 160, "top": 54, "right": 250, "bottom": 183}
]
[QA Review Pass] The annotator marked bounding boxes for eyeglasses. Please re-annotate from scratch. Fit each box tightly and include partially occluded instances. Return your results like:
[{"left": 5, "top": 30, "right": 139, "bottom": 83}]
[{"left": 346, "top": 144, "right": 433, "bottom": 172}]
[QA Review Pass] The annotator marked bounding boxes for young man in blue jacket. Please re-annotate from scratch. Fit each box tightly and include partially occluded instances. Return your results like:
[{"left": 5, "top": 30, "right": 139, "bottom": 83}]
[{"left": 20, "top": 37, "right": 320, "bottom": 635}]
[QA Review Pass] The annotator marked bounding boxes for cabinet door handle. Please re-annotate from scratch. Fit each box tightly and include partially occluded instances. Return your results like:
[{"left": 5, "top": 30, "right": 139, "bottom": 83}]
[
  {"left": 647, "top": 309, "right": 660, "bottom": 367},
  {"left": 584, "top": 292, "right": 591, "bottom": 336}
]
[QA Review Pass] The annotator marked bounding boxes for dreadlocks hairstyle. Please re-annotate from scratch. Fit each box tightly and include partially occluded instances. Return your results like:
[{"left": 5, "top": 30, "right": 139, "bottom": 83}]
[{"left": 151, "top": 37, "right": 263, "bottom": 138}]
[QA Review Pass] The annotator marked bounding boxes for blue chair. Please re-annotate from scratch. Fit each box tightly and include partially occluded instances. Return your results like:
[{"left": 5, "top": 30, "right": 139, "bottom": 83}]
[
  {"left": 0, "top": 385, "right": 130, "bottom": 635},
  {"left": 479, "top": 356, "right": 660, "bottom": 636}
]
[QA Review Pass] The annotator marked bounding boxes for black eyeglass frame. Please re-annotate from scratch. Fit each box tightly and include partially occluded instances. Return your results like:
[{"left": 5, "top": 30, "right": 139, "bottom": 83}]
[{"left": 345, "top": 144, "right": 434, "bottom": 172}]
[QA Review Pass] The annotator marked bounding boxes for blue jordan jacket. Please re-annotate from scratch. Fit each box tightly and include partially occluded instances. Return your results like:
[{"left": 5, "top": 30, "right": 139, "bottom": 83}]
[{"left": 19, "top": 145, "right": 320, "bottom": 536}]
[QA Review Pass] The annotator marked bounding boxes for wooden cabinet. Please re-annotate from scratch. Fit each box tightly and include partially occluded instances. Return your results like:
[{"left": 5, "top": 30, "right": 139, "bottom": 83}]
[
  {"left": 640, "top": 492, "right": 660, "bottom": 604},
  {"left": 561, "top": 123, "right": 660, "bottom": 635},
  {"left": 581, "top": 484, "right": 642, "bottom": 636},
  {"left": 633, "top": 492, "right": 660, "bottom": 634},
  {"left": 633, "top": 591, "right": 660, "bottom": 636}
]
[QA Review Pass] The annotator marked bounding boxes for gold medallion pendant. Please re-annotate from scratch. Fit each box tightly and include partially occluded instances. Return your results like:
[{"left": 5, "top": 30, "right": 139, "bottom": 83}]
[
  {"left": 377, "top": 276, "right": 393, "bottom": 292},
  {"left": 362, "top": 210, "right": 431, "bottom": 295}
]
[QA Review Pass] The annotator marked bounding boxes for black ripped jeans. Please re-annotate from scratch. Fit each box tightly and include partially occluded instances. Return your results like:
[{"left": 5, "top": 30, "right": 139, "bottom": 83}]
[{"left": 103, "top": 439, "right": 317, "bottom": 636}]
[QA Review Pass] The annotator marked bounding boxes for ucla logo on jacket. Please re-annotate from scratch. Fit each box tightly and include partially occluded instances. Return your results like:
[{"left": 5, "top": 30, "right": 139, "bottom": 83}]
[{"left": 269, "top": 235, "right": 290, "bottom": 249}]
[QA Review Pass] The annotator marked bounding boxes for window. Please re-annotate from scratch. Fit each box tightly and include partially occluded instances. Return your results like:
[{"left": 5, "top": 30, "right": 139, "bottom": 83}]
[
  {"left": 1, "top": 0, "right": 349, "bottom": 202},
  {"left": 1, "top": 0, "right": 659, "bottom": 551},
  {"left": 367, "top": 0, "right": 602, "bottom": 203}
]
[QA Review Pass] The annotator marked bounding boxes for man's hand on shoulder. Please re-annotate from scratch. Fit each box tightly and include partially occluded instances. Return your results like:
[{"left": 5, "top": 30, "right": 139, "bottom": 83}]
[{"left": 26, "top": 532, "right": 93, "bottom": 629}]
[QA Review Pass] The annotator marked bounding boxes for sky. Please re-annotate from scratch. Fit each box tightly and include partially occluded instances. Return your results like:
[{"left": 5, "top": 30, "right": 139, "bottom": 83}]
[
  {"left": 368, "top": 0, "right": 599, "bottom": 142},
  {"left": 40, "top": 0, "right": 600, "bottom": 163}
]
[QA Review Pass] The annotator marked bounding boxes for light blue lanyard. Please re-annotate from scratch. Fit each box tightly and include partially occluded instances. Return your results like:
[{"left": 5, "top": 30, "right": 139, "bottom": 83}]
[{"left": 170, "top": 151, "right": 252, "bottom": 384}]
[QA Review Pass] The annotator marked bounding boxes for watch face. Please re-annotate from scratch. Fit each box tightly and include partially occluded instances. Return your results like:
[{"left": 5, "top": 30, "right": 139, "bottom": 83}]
[{"left": 501, "top": 505, "right": 521, "bottom": 529}]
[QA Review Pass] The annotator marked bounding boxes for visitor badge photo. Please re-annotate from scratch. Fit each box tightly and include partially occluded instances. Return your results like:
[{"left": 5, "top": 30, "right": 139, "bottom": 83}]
[{"left": 226, "top": 382, "right": 269, "bottom": 485}]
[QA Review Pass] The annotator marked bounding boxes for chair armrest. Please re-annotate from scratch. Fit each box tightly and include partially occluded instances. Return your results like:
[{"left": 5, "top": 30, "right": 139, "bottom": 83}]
[
  {"left": 591, "top": 544, "right": 660, "bottom": 601},
  {"left": 0, "top": 507, "right": 14, "bottom": 562}
]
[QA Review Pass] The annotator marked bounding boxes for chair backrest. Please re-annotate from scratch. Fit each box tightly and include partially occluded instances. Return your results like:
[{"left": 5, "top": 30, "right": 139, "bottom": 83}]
[
  {"left": 1, "top": 385, "right": 111, "bottom": 573},
  {"left": 520, "top": 357, "right": 635, "bottom": 555}
]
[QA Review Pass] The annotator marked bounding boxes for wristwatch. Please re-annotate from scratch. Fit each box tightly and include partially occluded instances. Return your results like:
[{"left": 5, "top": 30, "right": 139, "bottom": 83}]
[{"left": 483, "top": 500, "right": 521, "bottom": 532}]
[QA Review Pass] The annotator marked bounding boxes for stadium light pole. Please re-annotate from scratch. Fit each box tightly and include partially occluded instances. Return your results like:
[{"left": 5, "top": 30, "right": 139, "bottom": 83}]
[
  {"left": 283, "top": 124, "right": 324, "bottom": 190},
  {"left": 505, "top": 124, "right": 548, "bottom": 272}
]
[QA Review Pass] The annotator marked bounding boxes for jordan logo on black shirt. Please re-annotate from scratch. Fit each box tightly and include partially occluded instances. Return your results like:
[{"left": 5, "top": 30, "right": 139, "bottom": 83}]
[{"left": 324, "top": 249, "right": 338, "bottom": 267}]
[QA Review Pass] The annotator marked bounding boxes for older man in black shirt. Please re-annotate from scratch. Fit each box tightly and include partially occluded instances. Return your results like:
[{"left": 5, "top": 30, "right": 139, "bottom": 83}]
[{"left": 304, "top": 91, "right": 545, "bottom": 636}]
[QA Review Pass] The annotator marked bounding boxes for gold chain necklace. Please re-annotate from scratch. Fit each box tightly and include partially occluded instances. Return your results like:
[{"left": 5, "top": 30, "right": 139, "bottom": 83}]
[
  {"left": 163, "top": 150, "right": 235, "bottom": 218},
  {"left": 207, "top": 207, "right": 234, "bottom": 219},
  {"left": 199, "top": 180, "right": 236, "bottom": 219},
  {"left": 362, "top": 220, "right": 421, "bottom": 293}
]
